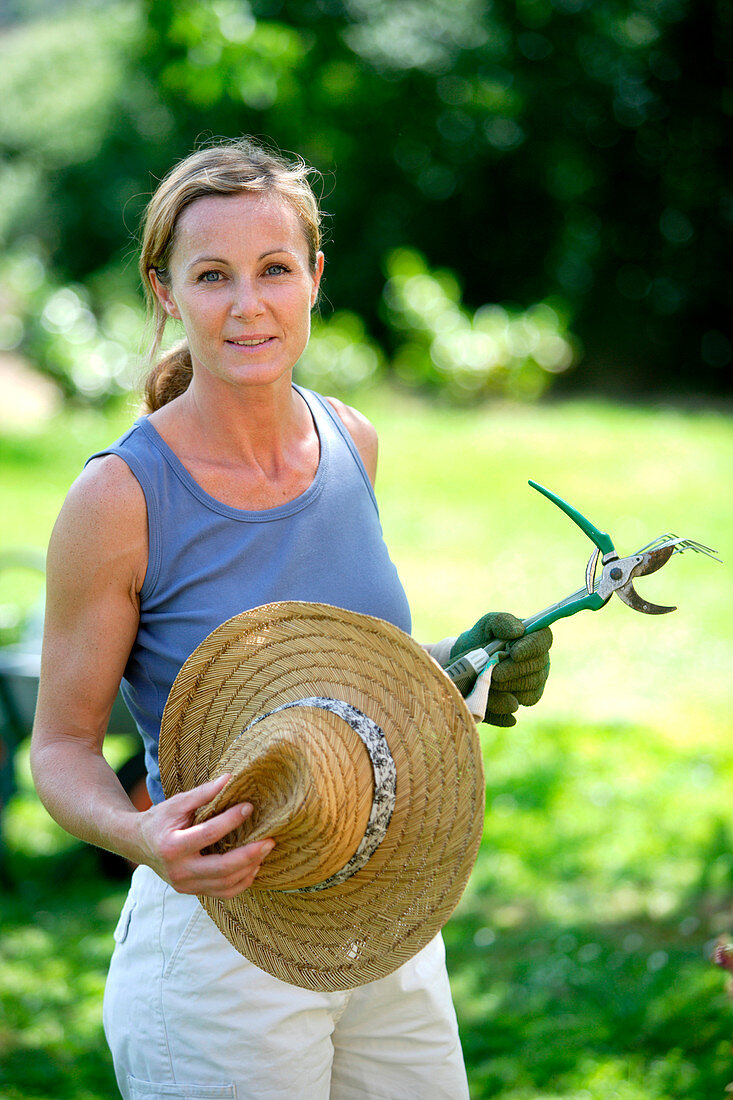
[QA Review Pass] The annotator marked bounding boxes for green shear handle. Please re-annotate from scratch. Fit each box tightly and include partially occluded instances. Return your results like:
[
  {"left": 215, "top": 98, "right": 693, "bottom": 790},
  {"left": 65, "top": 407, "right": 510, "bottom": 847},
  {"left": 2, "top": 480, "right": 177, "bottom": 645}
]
[{"left": 442, "top": 480, "right": 719, "bottom": 699}]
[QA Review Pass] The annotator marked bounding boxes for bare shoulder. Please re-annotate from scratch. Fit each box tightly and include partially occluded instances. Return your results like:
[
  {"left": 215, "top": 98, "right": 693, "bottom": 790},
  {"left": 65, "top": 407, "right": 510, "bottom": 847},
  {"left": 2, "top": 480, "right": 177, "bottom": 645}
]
[
  {"left": 324, "top": 396, "right": 379, "bottom": 486},
  {"left": 67, "top": 451, "right": 144, "bottom": 503},
  {"left": 36, "top": 455, "right": 147, "bottom": 749},
  {"left": 57, "top": 453, "right": 146, "bottom": 541},
  {"left": 49, "top": 454, "right": 148, "bottom": 595}
]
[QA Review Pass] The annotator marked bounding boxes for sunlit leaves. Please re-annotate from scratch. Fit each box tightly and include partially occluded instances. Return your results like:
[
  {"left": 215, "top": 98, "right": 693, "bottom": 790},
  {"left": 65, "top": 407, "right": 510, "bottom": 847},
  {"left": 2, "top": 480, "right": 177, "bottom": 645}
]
[
  {"left": 295, "top": 310, "right": 384, "bottom": 391},
  {"left": 0, "top": 247, "right": 145, "bottom": 400},
  {"left": 159, "top": 0, "right": 306, "bottom": 109},
  {"left": 383, "top": 248, "right": 575, "bottom": 399},
  {"left": 0, "top": 3, "right": 142, "bottom": 165},
  {"left": 1, "top": 0, "right": 730, "bottom": 399},
  {"left": 342, "top": 0, "right": 491, "bottom": 73}
]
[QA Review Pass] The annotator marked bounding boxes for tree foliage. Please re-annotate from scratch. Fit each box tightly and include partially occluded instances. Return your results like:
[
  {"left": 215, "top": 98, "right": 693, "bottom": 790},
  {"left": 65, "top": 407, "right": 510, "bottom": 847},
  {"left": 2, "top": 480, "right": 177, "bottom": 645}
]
[{"left": 0, "top": 0, "right": 730, "bottom": 399}]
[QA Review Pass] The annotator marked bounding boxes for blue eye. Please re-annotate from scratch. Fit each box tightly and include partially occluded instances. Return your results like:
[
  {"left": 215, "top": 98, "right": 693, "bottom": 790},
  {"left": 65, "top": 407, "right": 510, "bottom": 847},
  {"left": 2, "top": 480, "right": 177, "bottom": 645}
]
[
  {"left": 266, "top": 263, "right": 289, "bottom": 276},
  {"left": 199, "top": 270, "right": 222, "bottom": 283}
]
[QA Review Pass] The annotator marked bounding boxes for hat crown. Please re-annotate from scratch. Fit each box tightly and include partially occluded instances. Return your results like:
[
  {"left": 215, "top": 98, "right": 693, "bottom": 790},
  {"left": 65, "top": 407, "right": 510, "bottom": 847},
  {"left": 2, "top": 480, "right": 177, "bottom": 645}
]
[{"left": 195, "top": 702, "right": 377, "bottom": 890}]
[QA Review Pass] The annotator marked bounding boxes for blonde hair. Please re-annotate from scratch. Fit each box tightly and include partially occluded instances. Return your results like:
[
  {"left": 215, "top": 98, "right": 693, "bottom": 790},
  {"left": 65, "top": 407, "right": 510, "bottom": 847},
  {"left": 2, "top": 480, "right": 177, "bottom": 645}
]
[{"left": 139, "top": 138, "right": 323, "bottom": 411}]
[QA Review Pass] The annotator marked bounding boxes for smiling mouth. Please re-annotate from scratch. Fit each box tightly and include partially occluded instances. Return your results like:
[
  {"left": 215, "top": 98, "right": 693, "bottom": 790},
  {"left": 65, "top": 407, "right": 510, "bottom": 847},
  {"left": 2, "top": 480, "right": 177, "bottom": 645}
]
[{"left": 227, "top": 337, "right": 274, "bottom": 346}]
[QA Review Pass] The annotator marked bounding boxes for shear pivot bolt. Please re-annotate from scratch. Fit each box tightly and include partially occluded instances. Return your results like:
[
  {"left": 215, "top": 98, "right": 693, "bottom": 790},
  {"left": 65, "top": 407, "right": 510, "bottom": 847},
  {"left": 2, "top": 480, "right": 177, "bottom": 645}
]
[{"left": 609, "top": 567, "right": 623, "bottom": 580}]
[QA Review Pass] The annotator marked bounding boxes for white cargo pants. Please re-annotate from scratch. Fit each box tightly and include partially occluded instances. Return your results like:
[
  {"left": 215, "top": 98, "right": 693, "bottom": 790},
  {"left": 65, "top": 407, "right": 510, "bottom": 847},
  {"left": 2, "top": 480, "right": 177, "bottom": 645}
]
[{"left": 103, "top": 866, "right": 469, "bottom": 1099}]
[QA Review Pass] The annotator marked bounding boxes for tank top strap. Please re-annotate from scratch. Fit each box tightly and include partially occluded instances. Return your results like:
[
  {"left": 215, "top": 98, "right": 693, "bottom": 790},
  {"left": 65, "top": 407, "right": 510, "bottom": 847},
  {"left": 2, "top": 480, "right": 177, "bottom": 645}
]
[{"left": 296, "top": 386, "right": 377, "bottom": 507}]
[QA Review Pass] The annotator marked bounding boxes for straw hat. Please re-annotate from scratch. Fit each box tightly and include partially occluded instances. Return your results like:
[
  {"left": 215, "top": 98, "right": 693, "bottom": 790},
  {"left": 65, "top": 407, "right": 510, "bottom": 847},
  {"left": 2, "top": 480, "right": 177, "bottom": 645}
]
[{"left": 159, "top": 601, "right": 484, "bottom": 992}]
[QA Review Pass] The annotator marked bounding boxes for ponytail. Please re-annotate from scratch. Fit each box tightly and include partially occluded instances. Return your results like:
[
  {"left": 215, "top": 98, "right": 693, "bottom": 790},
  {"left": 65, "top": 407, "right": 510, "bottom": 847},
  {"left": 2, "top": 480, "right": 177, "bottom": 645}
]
[{"left": 143, "top": 342, "right": 193, "bottom": 412}]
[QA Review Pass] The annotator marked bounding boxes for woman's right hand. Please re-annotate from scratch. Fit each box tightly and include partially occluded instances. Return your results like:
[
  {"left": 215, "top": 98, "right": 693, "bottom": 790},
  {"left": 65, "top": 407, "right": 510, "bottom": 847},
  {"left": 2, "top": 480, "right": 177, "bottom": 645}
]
[{"left": 137, "top": 774, "right": 275, "bottom": 899}]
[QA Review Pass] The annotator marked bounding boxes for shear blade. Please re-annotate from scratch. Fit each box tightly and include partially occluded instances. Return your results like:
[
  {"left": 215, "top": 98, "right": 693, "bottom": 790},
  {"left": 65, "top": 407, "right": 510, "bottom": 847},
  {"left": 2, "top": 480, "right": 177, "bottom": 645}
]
[
  {"left": 634, "top": 544, "right": 676, "bottom": 578},
  {"left": 616, "top": 579, "right": 676, "bottom": 615}
]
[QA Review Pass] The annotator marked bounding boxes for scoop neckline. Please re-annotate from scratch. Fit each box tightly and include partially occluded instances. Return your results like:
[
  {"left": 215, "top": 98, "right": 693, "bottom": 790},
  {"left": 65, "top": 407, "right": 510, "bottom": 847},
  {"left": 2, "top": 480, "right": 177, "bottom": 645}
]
[{"left": 134, "top": 385, "right": 328, "bottom": 522}]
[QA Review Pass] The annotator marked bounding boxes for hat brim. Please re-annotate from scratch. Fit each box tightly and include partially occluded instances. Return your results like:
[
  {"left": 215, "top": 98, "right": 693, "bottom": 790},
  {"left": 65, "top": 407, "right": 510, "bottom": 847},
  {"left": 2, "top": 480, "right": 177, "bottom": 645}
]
[{"left": 159, "top": 602, "right": 484, "bottom": 991}]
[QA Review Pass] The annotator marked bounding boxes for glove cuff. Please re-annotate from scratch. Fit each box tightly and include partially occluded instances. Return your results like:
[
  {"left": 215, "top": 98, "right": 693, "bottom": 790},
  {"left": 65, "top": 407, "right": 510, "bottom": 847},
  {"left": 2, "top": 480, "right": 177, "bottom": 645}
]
[
  {"left": 465, "top": 661, "right": 495, "bottom": 722},
  {"left": 422, "top": 637, "right": 457, "bottom": 667},
  {"left": 423, "top": 637, "right": 494, "bottom": 722}
]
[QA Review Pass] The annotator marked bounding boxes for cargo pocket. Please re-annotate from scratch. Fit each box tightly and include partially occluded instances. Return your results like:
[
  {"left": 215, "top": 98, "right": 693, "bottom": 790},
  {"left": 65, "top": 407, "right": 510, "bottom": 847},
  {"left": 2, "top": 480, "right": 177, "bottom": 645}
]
[
  {"left": 127, "top": 1077, "right": 235, "bottom": 1098},
  {"left": 113, "top": 895, "right": 137, "bottom": 945},
  {"left": 162, "top": 899, "right": 207, "bottom": 980}
]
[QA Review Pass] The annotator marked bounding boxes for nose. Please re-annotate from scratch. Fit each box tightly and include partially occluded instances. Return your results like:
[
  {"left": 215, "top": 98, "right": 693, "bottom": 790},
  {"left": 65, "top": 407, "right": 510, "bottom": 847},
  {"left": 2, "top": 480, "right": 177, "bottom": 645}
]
[{"left": 231, "top": 276, "right": 265, "bottom": 320}]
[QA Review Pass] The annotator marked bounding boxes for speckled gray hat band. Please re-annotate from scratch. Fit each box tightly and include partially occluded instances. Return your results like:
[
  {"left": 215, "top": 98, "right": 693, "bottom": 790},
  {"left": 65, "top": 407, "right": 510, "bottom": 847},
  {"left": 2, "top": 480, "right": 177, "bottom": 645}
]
[{"left": 243, "top": 697, "right": 396, "bottom": 891}]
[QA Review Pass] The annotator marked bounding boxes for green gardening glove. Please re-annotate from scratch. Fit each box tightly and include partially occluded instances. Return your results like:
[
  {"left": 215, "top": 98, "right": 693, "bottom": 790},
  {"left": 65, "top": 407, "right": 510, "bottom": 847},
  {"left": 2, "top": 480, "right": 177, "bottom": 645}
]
[{"left": 449, "top": 612, "right": 553, "bottom": 727}]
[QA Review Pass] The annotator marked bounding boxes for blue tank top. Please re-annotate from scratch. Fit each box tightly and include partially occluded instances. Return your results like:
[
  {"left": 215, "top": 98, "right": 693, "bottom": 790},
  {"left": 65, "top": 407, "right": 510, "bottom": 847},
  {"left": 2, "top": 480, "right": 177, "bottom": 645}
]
[{"left": 87, "top": 385, "right": 412, "bottom": 803}]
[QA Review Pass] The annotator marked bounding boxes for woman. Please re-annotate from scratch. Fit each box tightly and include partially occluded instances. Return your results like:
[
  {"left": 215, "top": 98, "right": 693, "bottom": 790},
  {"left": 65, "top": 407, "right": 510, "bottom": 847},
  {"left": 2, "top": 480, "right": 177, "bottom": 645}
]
[{"left": 31, "top": 138, "right": 551, "bottom": 1098}]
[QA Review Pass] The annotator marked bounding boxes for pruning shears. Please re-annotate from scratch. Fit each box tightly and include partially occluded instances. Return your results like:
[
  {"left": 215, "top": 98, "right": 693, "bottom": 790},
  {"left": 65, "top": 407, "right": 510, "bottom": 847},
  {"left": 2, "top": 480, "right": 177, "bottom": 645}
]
[{"left": 443, "top": 479, "right": 720, "bottom": 698}]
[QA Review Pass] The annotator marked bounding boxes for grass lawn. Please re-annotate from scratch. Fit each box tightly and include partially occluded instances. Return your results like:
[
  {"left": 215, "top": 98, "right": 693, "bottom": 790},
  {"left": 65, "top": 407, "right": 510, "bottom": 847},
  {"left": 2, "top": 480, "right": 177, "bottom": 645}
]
[{"left": 1, "top": 386, "right": 732, "bottom": 1098}]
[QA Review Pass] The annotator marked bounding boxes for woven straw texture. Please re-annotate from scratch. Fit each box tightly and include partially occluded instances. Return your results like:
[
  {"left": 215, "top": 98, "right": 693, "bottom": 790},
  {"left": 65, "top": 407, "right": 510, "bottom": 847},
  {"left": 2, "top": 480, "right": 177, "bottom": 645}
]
[{"left": 159, "top": 602, "right": 485, "bottom": 992}]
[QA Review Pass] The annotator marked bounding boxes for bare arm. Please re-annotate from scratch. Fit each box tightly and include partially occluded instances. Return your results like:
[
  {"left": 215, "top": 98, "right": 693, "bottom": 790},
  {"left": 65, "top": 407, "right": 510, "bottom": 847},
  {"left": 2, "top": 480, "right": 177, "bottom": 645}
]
[
  {"left": 325, "top": 396, "right": 379, "bottom": 486},
  {"left": 30, "top": 456, "right": 272, "bottom": 898}
]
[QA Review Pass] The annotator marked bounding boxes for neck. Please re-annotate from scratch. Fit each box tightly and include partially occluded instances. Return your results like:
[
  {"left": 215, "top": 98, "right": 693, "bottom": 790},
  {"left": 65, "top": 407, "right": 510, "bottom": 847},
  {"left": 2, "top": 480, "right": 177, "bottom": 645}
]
[
  {"left": 150, "top": 369, "right": 313, "bottom": 472},
  {"left": 190, "top": 372, "right": 304, "bottom": 454}
]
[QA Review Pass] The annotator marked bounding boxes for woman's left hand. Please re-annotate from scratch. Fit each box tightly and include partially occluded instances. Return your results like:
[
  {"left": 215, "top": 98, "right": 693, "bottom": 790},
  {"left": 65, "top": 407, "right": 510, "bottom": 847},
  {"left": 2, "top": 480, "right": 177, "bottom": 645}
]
[{"left": 449, "top": 612, "right": 553, "bottom": 726}]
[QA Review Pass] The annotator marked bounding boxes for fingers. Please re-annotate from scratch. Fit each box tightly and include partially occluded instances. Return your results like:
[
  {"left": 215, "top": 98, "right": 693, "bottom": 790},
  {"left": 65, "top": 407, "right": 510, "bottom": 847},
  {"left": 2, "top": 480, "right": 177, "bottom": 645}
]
[
  {"left": 485, "top": 689, "right": 519, "bottom": 715},
  {"left": 138, "top": 778, "right": 278, "bottom": 898},
  {"left": 492, "top": 654, "right": 549, "bottom": 685},
  {"left": 158, "top": 777, "right": 260, "bottom": 853},
  {"left": 158, "top": 832, "right": 276, "bottom": 898},
  {"left": 491, "top": 627, "right": 552, "bottom": 712},
  {"left": 451, "top": 611, "right": 525, "bottom": 662},
  {"left": 493, "top": 661, "right": 549, "bottom": 706},
  {"left": 165, "top": 773, "right": 234, "bottom": 820},
  {"left": 485, "top": 626, "right": 552, "bottom": 720},
  {"left": 187, "top": 838, "right": 276, "bottom": 899},
  {"left": 484, "top": 711, "right": 518, "bottom": 728},
  {"left": 514, "top": 684, "right": 546, "bottom": 706},
  {"left": 185, "top": 800, "right": 256, "bottom": 853},
  {"left": 504, "top": 627, "right": 553, "bottom": 662},
  {"left": 481, "top": 612, "right": 525, "bottom": 642}
]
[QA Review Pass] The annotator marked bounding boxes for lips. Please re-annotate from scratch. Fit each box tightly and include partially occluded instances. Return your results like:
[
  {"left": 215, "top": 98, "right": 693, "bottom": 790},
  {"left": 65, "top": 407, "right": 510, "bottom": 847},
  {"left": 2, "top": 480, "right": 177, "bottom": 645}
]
[{"left": 226, "top": 336, "right": 274, "bottom": 346}]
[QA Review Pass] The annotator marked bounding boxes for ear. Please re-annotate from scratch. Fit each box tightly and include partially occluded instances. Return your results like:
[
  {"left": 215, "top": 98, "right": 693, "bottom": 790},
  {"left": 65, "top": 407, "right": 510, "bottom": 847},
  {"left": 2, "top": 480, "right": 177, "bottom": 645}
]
[
  {"left": 149, "top": 268, "right": 182, "bottom": 321},
  {"left": 310, "top": 252, "right": 325, "bottom": 309}
]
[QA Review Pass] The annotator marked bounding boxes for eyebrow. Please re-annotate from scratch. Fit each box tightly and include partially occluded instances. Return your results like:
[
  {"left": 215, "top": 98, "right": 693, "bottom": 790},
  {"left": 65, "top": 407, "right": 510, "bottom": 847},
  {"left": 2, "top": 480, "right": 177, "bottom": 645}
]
[{"left": 187, "top": 249, "right": 298, "bottom": 267}]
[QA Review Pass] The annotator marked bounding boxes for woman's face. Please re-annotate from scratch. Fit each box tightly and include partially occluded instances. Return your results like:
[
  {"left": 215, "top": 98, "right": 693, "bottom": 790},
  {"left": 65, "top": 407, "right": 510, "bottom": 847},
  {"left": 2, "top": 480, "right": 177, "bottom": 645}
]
[{"left": 150, "top": 191, "right": 324, "bottom": 393}]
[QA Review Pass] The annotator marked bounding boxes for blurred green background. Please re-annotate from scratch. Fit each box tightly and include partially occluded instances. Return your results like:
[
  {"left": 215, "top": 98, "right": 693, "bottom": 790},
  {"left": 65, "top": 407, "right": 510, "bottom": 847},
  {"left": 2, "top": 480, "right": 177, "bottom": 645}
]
[
  {"left": 1, "top": 0, "right": 731, "bottom": 403},
  {"left": 1, "top": 1, "right": 732, "bottom": 1098}
]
